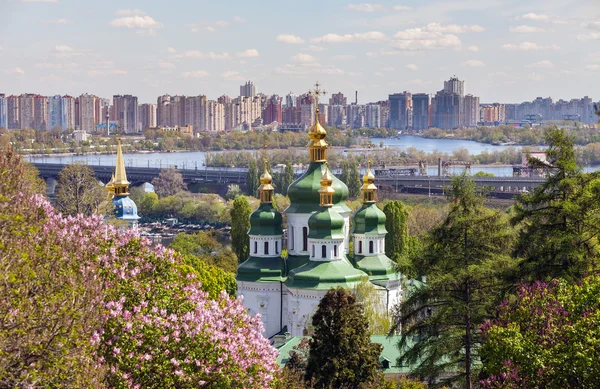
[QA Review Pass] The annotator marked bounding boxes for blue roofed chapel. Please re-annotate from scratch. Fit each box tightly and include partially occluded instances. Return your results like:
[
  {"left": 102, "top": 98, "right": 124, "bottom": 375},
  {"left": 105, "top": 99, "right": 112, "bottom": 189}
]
[
  {"left": 105, "top": 138, "right": 140, "bottom": 229},
  {"left": 236, "top": 83, "right": 402, "bottom": 338}
]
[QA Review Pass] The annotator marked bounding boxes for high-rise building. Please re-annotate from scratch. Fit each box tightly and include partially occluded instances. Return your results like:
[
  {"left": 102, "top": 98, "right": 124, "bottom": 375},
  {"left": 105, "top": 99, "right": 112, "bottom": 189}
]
[
  {"left": 33, "top": 95, "right": 49, "bottom": 131},
  {"left": 184, "top": 96, "right": 207, "bottom": 130},
  {"left": 157, "top": 95, "right": 172, "bottom": 127},
  {"left": 327, "top": 105, "right": 346, "bottom": 127},
  {"left": 18, "top": 94, "right": 35, "bottom": 130},
  {"left": 240, "top": 81, "right": 256, "bottom": 98},
  {"left": 463, "top": 94, "right": 480, "bottom": 127},
  {"left": 0, "top": 94, "right": 6, "bottom": 129},
  {"left": 7, "top": 95, "right": 19, "bottom": 129},
  {"left": 262, "top": 95, "right": 282, "bottom": 124},
  {"left": 298, "top": 94, "right": 315, "bottom": 127},
  {"left": 48, "top": 95, "right": 63, "bottom": 130},
  {"left": 365, "top": 103, "right": 381, "bottom": 128},
  {"left": 284, "top": 93, "right": 296, "bottom": 108},
  {"left": 113, "top": 95, "right": 139, "bottom": 133},
  {"left": 432, "top": 90, "right": 462, "bottom": 129},
  {"left": 389, "top": 92, "right": 412, "bottom": 130},
  {"left": 411, "top": 93, "right": 430, "bottom": 130},
  {"left": 139, "top": 103, "right": 157, "bottom": 130},
  {"left": 329, "top": 92, "right": 347, "bottom": 106},
  {"left": 78, "top": 94, "right": 97, "bottom": 133},
  {"left": 61, "top": 95, "right": 75, "bottom": 131},
  {"left": 347, "top": 104, "right": 366, "bottom": 129},
  {"left": 443, "top": 76, "right": 465, "bottom": 97},
  {"left": 207, "top": 100, "right": 225, "bottom": 131}
]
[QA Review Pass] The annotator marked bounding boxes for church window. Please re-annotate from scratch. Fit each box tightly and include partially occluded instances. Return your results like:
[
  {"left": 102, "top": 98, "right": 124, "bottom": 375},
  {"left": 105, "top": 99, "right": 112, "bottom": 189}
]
[
  {"left": 322, "top": 245, "right": 327, "bottom": 258},
  {"left": 254, "top": 241, "right": 257, "bottom": 254},
  {"left": 358, "top": 241, "right": 363, "bottom": 254},
  {"left": 312, "top": 245, "right": 315, "bottom": 257},
  {"left": 264, "top": 241, "right": 269, "bottom": 255},
  {"left": 303, "top": 227, "right": 308, "bottom": 251},
  {"left": 290, "top": 227, "right": 294, "bottom": 250},
  {"left": 275, "top": 241, "right": 279, "bottom": 254},
  {"left": 334, "top": 245, "right": 337, "bottom": 257},
  {"left": 380, "top": 240, "right": 383, "bottom": 252},
  {"left": 369, "top": 240, "right": 374, "bottom": 254}
]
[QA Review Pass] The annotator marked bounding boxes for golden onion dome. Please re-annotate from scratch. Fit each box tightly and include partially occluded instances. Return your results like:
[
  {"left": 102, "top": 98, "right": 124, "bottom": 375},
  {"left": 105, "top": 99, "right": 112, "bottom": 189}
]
[{"left": 309, "top": 108, "right": 327, "bottom": 140}]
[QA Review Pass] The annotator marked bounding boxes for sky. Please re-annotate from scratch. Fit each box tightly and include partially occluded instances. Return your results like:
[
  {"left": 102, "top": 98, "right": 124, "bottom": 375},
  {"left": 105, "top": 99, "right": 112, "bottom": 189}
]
[{"left": 0, "top": 0, "right": 598, "bottom": 104}]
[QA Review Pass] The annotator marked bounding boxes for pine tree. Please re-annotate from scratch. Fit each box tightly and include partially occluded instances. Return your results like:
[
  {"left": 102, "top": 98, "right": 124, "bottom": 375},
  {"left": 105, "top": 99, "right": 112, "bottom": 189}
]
[
  {"left": 339, "top": 160, "right": 350, "bottom": 185},
  {"left": 246, "top": 158, "right": 259, "bottom": 196},
  {"left": 383, "top": 201, "right": 409, "bottom": 262},
  {"left": 230, "top": 196, "right": 251, "bottom": 262},
  {"left": 348, "top": 162, "right": 362, "bottom": 198},
  {"left": 513, "top": 127, "right": 600, "bottom": 282},
  {"left": 394, "top": 175, "right": 517, "bottom": 389},
  {"left": 282, "top": 160, "right": 295, "bottom": 195},
  {"left": 306, "top": 288, "right": 382, "bottom": 389}
]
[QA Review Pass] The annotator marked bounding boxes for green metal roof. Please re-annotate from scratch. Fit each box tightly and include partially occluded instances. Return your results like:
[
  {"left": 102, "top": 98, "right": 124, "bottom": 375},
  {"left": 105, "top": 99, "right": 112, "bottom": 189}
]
[
  {"left": 236, "top": 256, "right": 286, "bottom": 282},
  {"left": 308, "top": 207, "right": 345, "bottom": 240},
  {"left": 286, "top": 162, "right": 351, "bottom": 214},
  {"left": 352, "top": 254, "right": 401, "bottom": 282},
  {"left": 248, "top": 203, "right": 283, "bottom": 236},
  {"left": 286, "top": 254, "right": 310, "bottom": 274},
  {"left": 286, "top": 257, "right": 368, "bottom": 290},
  {"left": 352, "top": 203, "right": 387, "bottom": 236}
]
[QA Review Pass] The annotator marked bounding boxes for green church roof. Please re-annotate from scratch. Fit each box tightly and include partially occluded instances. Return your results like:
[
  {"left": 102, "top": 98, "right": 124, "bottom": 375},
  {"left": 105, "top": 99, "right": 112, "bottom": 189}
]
[
  {"left": 286, "top": 257, "right": 368, "bottom": 290},
  {"left": 237, "top": 256, "right": 286, "bottom": 282},
  {"left": 308, "top": 207, "right": 345, "bottom": 240},
  {"left": 248, "top": 203, "right": 283, "bottom": 236},
  {"left": 352, "top": 254, "right": 401, "bottom": 282},
  {"left": 352, "top": 202, "right": 387, "bottom": 236},
  {"left": 286, "top": 162, "right": 350, "bottom": 214},
  {"left": 286, "top": 254, "right": 310, "bottom": 273}
]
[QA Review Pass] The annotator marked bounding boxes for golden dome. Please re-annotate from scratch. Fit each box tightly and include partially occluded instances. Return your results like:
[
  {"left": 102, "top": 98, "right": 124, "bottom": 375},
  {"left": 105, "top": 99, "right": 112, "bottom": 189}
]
[
  {"left": 260, "top": 166, "right": 273, "bottom": 185},
  {"left": 318, "top": 165, "right": 335, "bottom": 207},
  {"left": 361, "top": 160, "right": 377, "bottom": 203},
  {"left": 309, "top": 108, "right": 327, "bottom": 140},
  {"left": 258, "top": 160, "right": 274, "bottom": 203}
]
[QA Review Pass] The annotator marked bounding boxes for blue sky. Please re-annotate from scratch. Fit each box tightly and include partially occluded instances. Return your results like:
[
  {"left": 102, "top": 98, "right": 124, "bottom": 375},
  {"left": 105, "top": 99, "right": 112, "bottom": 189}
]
[{"left": 0, "top": 0, "right": 598, "bottom": 104}]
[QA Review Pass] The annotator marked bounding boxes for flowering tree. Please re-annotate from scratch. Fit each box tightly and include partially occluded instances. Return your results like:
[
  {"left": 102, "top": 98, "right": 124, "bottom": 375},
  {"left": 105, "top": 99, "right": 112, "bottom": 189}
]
[
  {"left": 480, "top": 278, "right": 600, "bottom": 388},
  {"left": 0, "top": 146, "right": 278, "bottom": 388}
]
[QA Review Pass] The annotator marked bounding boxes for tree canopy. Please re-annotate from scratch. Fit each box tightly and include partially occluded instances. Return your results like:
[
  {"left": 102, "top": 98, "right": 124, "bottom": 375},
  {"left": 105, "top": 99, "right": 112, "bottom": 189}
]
[
  {"left": 55, "top": 162, "right": 106, "bottom": 216},
  {"left": 230, "top": 196, "right": 251, "bottom": 262},
  {"left": 151, "top": 167, "right": 187, "bottom": 198}
]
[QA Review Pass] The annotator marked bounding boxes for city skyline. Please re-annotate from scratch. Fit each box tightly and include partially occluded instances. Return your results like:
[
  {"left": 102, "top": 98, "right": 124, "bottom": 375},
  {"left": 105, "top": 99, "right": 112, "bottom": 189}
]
[{"left": 0, "top": 0, "right": 598, "bottom": 103}]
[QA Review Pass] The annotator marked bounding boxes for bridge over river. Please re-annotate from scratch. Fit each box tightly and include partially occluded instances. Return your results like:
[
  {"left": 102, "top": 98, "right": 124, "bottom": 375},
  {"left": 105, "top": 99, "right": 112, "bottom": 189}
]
[{"left": 33, "top": 163, "right": 547, "bottom": 197}]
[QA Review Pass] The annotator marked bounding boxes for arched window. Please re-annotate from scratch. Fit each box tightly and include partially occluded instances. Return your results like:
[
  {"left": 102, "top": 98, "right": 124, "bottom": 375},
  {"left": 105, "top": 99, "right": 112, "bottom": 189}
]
[
  {"left": 321, "top": 245, "right": 327, "bottom": 258},
  {"left": 303, "top": 227, "right": 308, "bottom": 252},
  {"left": 334, "top": 245, "right": 338, "bottom": 257},
  {"left": 254, "top": 241, "right": 258, "bottom": 254},
  {"left": 369, "top": 240, "right": 374, "bottom": 254},
  {"left": 380, "top": 240, "right": 383, "bottom": 252},
  {"left": 290, "top": 227, "right": 294, "bottom": 250},
  {"left": 312, "top": 245, "right": 315, "bottom": 257},
  {"left": 358, "top": 241, "right": 363, "bottom": 254},
  {"left": 264, "top": 241, "right": 269, "bottom": 255},
  {"left": 275, "top": 241, "right": 279, "bottom": 254}
]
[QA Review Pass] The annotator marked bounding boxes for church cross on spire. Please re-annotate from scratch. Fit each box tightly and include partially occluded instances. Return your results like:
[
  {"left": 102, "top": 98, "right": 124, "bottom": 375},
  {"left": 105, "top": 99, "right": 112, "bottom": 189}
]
[{"left": 308, "top": 81, "right": 327, "bottom": 106}]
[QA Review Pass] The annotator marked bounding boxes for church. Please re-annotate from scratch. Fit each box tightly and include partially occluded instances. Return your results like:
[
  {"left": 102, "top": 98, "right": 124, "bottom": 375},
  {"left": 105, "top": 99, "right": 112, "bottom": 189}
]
[{"left": 237, "top": 88, "right": 401, "bottom": 338}]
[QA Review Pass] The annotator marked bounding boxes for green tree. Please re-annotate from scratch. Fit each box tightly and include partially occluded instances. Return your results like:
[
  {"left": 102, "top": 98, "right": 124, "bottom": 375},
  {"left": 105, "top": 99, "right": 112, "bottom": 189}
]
[
  {"left": 55, "top": 162, "right": 106, "bottom": 216},
  {"left": 225, "top": 184, "right": 243, "bottom": 200},
  {"left": 473, "top": 171, "right": 494, "bottom": 177},
  {"left": 394, "top": 175, "right": 517, "bottom": 388},
  {"left": 138, "top": 192, "right": 159, "bottom": 215},
  {"left": 512, "top": 127, "right": 600, "bottom": 282},
  {"left": 169, "top": 231, "right": 238, "bottom": 273},
  {"left": 383, "top": 201, "right": 409, "bottom": 262},
  {"left": 151, "top": 167, "right": 187, "bottom": 198},
  {"left": 179, "top": 255, "right": 237, "bottom": 298},
  {"left": 306, "top": 288, "right": 382, "bottom": 389},
  {"left": 348, "top": 162, "right": 362, "bottom": 198},
  {"left": 282, "top": 160, "right": 295, "bottom": 195},
  {"left": 480, "top": 277, "right": 600, "bottom": 389},
  {"left": 354, "top": 279, "right": 391, "bottom": 335},
  {"left": 246, "top": 158, "right": 259, "bottom": 196},
  {"left": 339, "top": 160, "right": 350, "bottom": 186},
  {"left": 230, "top": 196, "right": 251, "bottom": 262}
]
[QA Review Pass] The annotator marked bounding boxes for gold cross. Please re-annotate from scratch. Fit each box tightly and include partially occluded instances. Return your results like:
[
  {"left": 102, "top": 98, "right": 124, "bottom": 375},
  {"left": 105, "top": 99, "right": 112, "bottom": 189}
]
[{"left": 308, "top": 81, "right": 327, "bottom": 105}]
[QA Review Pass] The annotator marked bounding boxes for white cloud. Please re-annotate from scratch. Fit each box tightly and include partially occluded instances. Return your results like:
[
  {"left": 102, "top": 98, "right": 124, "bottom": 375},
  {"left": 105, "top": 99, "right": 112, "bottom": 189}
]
[
  {"left": 585, "top": 64, "right": 600, "bottom": 71},
  {"left": 312, "top": 31, "right": 386, "bottom": 43},
  {"left": 167, "top": 47, "right": 176, "bottom": 54},
  {"left": 392, "top": 5, "right": 411, "bottom": 11},
  {"left": 407, "top": 79, "right": 431, "bottom": 85},
  {"left": 22, "top": 0, "right": 58, "bottom": 2},
  {"left": 490, "top": 71, "right": 508, "bottom": 77},
  {"left": 382, "top": 66, "right": 394, "bottom": 71},
  {"left": 275, "top": 63, "right": 349, "bottom": 76},
  {"left": 206, "top": 26, "right": 215, "bottom": 32},
  {"left": 40, "top": 74, "right": 62, "bottom": 82},
  {"left": 277, "top": 34, "right": 305, "bottom": 44},
  {"left": 182, "top": 70, "right": 209, "bottom": 78},
  {"left": 578, "top": 32, "right": 600, "bottom": 41},
  {"left": 215, "top": 20, "right": 230, "bottom": 27},
  {"left": 308, "top": 45, "right": 325, "bottom": 52},
  {"left": 111, "top": 14, "right": 163, "bottom": 31},
  {"left": 237, "top": 49, "right": 259, "bottom": 58},
  {"left": 292, "top": 53, "right": 316, "bottom": 63},
  {"left": 87, "top": 70, "right": 102, "bottom": 77},
  {"left": 375, "top": 71, "right": 384, "bottom": 76},
  {"left": 232, "top": 16, "right": 247, "bottom": 23},
  {"left": 221, "top": 71, "right": 244, "bottom": 80},
  {"left": 463, "top": 59, "right": 486, "bottom": 67},
  {"left": 332, "top": 54, "right": 356, "bottom": 60},
  {"left": 521, "top": 13, "right": 550, "bottom": 21},
  {"left": 5, "top": 67, "right": 25, "bottom": 75},
  {"left": 509, "top": 25, "right": 545, "bottom": 33},
  {"left": 467, "top": 45, "right": 479, "bottom": 52},
  {"left": 116, "top": 9, "right": 146, "bottom": 16},
  {"left": 527, "top": 60, "right": 553, "bottom": 68},
  {"left": 406, "top": 63, "right": 418, "bottom": 70},
  {"left": 347, "top": 3, "right": 384, "bottom": 12},
  {"left": 501, "top": 42, "right": 560, "bottom": 51},
  {"left": 393, "top": 28, "right": 461, "bottom": 50},
  {"left": 54, "top": 44, "right": 74, "bottom": 53},
  {"left": 425, "top": 22, "right": 484, "bottom": 33},
  {"left": 529, "top": 73, "right": 543, "bottom": 81},
  {"left": 159, "top": 61, "right": 176, "bottom": 69},
  {"left": 47, "top": 18, "right": 70, "bottom": 24},
  {"left": 176, "top": 51, "right": 230, "bottom": 60},
  {"left": 35, "top": 61, "right": 78, "bottom": 69}
]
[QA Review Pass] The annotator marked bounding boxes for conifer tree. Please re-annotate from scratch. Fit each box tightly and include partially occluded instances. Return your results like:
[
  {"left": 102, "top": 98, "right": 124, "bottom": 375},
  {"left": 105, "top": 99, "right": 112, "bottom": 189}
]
[
  {"left": 246, "top": 158, "right": 259, "bottom": 196},
  {"left": 394, "top": 175, "right": 517, "bottom": 389},
  {"left": 306, "top": 288, "right": 382, "bottom": 389},
  {"left": 230, "top": 196, "right": 251, "bottom": 262},
  {"left": 513, "top": 127, "right": 600, "bottom": 282},
  {"left": 348, "top": 161, "right": 362, "bottom": 198},
  {"left": 383, "top": 201, "right": 409, "bottom": 262}
]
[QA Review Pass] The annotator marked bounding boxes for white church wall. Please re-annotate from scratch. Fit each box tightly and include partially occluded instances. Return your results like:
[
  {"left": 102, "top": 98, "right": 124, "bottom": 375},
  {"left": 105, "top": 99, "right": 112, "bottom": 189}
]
[
  {"left": 237, "top": 281, "right": 283, "bottom": 339},
  {"left": 249, "top": 235, "right": 283, "bottom": 257}
]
